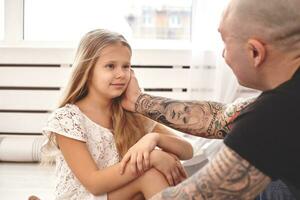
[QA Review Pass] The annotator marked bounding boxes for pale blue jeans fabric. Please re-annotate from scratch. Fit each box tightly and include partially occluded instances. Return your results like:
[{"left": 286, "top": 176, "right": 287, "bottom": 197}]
[{"left": 255, "top": 180, "right": 296, "bottom": 200}]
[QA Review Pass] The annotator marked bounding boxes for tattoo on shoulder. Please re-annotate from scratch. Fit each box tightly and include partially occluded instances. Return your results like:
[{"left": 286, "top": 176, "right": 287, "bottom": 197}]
[{"left": 151, "top": 145, "right": 270, "bottom": 200}]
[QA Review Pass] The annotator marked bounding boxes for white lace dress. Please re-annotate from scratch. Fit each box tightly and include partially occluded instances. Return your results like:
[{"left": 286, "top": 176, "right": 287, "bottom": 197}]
[{"left": 42, "top": 104, "right": 120, "bottom": 200}]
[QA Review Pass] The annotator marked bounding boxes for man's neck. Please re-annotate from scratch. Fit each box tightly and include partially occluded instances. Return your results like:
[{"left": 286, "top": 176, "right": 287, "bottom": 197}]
[{"left": 261, "top": 60, "right": 300, "bottom": 91}]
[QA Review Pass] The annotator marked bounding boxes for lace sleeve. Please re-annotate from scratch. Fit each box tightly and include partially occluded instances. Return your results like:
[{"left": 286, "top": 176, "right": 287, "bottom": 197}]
[{"left": 42, "top": 107, "right": 87, "bottom": 142}]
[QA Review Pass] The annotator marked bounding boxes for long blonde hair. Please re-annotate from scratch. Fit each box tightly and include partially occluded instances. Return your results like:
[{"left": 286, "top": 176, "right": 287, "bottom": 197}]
[{"left": 59, "top": 29, "right": 149, "bottom": 157}]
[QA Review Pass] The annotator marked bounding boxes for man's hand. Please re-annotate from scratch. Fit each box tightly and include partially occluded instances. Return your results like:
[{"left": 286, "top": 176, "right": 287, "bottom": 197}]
[{"left": 121, "top": 69, "right": 142, "bottom": 112}]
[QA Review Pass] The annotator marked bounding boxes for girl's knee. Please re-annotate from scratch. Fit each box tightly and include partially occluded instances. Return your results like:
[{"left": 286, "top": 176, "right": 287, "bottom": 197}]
[
  {"left": 138, "top": 168, "right": 169, "bottom": 198},
  {"left": 142, "top": 168, "right": 166, "bottom": 183}
]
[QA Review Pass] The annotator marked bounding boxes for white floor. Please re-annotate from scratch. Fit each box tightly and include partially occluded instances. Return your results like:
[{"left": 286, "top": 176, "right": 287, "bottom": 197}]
[
  {"left": 0, "top": 162, "right": 55, "bottom": 200},
  {"left": 0, "top": 137, "right": 211, "bottom": 200}
]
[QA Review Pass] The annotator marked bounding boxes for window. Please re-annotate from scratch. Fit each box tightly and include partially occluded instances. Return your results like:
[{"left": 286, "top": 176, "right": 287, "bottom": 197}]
[
  {"left": 169, "top": 15, "right": 181, "bottom": 28},
  {"left": 0, "top": 0, "right": 4, "bottom": 40},
  {"left": 133, "top": 0, "right": 192, "bottom": 40},
  {"left": 24, "top": 0, "right": 192, "bottom": 42},
  {"left": 142, "top": 9, "right": 154, "bottom": 27}
]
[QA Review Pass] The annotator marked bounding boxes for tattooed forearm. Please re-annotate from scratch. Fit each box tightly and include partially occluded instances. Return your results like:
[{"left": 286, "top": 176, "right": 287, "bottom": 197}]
[
  {"left": 150, "top": 145, "right": 271, "bottom": 200},
  {"left": 135, "top": 93, "right": 226, "bottom": 138},
  {"left": 135, "top": 94, "right": 255, "bottom": 139}
]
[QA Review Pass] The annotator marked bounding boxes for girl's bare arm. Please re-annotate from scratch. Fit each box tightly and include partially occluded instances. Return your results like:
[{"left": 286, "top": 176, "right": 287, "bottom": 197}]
[
  {"left": 56, "top": 133, "right": 140, "bottom": 196},
  {"left": 152, "top": 123, "right": 193, "bottom": 160}
]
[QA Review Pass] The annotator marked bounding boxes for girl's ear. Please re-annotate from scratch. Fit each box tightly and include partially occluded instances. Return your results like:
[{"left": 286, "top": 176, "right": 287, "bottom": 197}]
[{"left": 247, "top": 39, "right": 266, "bottom": 68}]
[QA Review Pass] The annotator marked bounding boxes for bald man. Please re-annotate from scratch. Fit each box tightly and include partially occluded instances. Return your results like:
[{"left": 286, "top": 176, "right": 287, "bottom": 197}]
[{"left": 121, "top": 0, "right": 300, "bottom": 199}]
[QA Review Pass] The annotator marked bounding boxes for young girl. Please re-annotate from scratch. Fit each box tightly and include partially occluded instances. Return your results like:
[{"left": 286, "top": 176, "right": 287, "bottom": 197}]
[{"left": 42, "top": 29, "right": 193, "bottom": 200}]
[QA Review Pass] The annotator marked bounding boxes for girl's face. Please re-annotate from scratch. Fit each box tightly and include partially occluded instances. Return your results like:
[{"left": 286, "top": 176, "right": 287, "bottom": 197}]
[{"left": 89, "top": 43, "right": 131, "bottom": 100}]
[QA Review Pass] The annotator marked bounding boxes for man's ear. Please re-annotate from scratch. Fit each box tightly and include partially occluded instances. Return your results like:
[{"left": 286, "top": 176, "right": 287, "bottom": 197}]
[{"left": 247, "top": 39, "right": 266, "bottom": 68}]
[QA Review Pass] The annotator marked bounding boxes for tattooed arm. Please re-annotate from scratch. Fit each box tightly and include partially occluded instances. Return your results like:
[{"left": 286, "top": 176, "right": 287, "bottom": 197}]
[
  {"left": 134, "top": 94, "right": 225, "bottom": 138},
  {"left": 150, "top": 144, "right": 271, "bottom": 200},
  {"left": 135, "top": 94, "right": 255, "bottom": 139},
  {"left": 122, "top": 70, "right": 255, "bottom": 138}
]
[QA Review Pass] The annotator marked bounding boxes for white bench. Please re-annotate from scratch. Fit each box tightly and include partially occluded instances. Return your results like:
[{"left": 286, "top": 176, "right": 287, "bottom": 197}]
[
  {"left": 0, "top": 63, "right": 259, "bottom": 133},
  {"left": 0, "top": 64, "right": 192, "bottom": 135}
]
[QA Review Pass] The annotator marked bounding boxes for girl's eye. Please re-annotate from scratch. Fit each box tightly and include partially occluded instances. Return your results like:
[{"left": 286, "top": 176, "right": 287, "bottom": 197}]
[
  {"left": 123, "top": 65, "right": 130, "bottom": 69},
  {"left": 184, "top": 106, "right": 190, "bottom": 112},
  {"left": 106, "top": 64, "right": 114, "bottom": 69}
]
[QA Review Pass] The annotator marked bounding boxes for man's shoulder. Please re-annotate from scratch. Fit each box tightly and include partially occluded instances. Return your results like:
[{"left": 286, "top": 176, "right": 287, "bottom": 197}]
[{"left": 244, "top": 80, "right": 299, "bottom": 115}]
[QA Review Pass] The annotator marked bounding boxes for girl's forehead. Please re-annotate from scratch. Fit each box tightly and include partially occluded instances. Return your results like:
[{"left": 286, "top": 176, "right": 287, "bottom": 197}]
[
  {"left": 99, "top": 43, "right": 130, "bottom": 56},
  {"left": 94, "top": 45, "right": 131, "bottom": 65}
]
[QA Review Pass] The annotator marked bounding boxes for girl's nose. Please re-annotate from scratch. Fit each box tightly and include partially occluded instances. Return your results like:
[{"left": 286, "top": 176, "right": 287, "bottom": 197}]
[{"left": 115, "top": 67, "right": 125, "bottom": 78}]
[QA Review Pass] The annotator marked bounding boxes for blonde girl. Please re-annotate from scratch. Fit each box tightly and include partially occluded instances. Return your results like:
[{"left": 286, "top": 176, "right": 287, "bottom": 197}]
[{"left": 42, "top": 29, "right": 193, "bottom": 200}]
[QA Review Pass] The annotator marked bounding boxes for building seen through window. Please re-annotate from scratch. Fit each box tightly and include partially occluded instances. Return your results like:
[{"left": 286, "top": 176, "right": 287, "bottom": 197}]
[{"left": 125, "top": 0, "right": 192, "bottom": 40}]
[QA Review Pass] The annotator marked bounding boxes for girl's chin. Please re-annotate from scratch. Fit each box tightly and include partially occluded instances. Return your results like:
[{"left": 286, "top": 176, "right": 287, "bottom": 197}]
[{"left": 109, "top": 92, "right": 125, "bottom": 99}]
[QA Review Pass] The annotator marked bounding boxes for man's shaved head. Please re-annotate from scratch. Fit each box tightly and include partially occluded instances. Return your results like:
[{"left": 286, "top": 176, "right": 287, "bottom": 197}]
[{"left": 222, "top": 0, "right": 300, "bottom": 50}]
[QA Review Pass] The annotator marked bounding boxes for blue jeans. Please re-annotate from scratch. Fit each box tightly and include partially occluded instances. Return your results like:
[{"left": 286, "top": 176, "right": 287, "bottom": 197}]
[{"left": 255, "top": 180, "right": 296, "bottom": 200}]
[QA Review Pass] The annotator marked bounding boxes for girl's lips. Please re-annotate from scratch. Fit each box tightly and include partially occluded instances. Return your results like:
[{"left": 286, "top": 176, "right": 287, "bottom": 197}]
[
  {"left": 111, "top": 83, "right": 125, "bottom": 86},
  {"left": 110, "top": 83, "right": 126, "bottom": 88}
]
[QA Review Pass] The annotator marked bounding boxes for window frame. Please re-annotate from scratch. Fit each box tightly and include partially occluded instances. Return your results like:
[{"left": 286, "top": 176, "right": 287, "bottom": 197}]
[
  {"left": 0, "top": 0, "right": 194, "bottom": 65},
  {"left": 0, "top": 0, "right": 4, "bottom": 40}
]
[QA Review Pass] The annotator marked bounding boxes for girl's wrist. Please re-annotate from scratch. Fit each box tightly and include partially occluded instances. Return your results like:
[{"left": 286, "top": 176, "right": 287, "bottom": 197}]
[
  {"left": 149, "top": 149, "right": 161, "bottom": 167},
  {"left": 151, "top": 132, "right": 160, "bottom": 147}
]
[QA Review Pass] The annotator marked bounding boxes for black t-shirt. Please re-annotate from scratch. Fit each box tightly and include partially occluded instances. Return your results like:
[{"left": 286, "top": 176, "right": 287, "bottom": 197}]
[{"left": 224, "top": 68, "right": 300, "bottom": 198}]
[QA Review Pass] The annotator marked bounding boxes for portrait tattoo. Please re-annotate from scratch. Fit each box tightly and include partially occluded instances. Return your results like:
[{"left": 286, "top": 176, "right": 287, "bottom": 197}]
[{"left": 135, "top": 94, "right": 229, "bottom": 138}]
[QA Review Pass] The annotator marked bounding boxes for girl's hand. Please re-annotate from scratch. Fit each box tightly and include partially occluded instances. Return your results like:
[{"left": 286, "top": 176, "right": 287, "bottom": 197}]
[
  {"left": 150, "top": 150, "right": 188, "bottom": 186},
  {"left": 119, "top": 133, "right": 159, "bottom": 175}
]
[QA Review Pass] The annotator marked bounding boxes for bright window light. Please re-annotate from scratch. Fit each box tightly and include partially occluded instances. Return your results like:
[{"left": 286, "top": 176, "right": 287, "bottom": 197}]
[
  {"left": 0, "top": 0, "right": 4, "bottom": 40},
  {"left": 24, "top": 0, "right": 192, "bottom": 43}
]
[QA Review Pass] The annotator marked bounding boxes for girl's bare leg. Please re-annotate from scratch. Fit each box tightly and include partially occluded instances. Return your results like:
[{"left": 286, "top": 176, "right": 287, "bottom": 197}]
[{"left": 108, "top": 168, "right": 169, "bottom": 200}]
